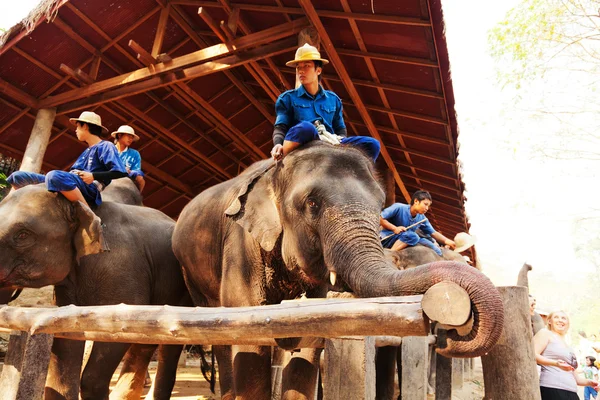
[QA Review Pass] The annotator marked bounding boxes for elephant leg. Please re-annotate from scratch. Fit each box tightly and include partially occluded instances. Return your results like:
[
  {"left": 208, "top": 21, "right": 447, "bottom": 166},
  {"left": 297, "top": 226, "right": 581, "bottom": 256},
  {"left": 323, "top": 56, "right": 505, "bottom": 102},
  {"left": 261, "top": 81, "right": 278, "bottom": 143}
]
[
  {"left": 214, "top": 345, "right": 234, "bottom": 400},
  {"left": 109, "top": 344, "right": 156, "bottom": 400},
  {"left": 150, "top": 344, "right": 184, "bottom": 400},
  {"left": 281, "top": 347, "right": 323, "bottom": 400},
  {"left": 232, "top": 345, "right": 272, "bottom": 400},
  {"left": 375, "top": 346, "right": 398, "bottom": 400},
  {"left": 44, "top": 338, "right": 85, "bottom": 400},
  {"left": 80, "top": 342, "right": 131, "bottom": 400}
]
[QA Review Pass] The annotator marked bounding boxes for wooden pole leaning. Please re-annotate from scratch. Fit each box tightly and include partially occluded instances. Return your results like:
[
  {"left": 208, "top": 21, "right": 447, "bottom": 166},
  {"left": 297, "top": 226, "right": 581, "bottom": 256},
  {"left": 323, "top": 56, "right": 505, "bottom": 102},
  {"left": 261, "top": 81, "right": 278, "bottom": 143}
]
[
  {"left": 481, "top": 286, "right": 541, "bottom": 400},
  {"left": 19, "top": 108, "right": 57, "bottom": 173}
]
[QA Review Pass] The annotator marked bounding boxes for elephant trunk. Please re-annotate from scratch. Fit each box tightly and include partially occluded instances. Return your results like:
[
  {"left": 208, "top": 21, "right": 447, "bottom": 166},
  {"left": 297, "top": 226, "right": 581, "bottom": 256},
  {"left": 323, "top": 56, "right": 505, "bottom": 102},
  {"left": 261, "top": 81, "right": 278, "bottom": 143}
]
[{"left": 321, "top": 206, "right": 504, "bottom": 358}]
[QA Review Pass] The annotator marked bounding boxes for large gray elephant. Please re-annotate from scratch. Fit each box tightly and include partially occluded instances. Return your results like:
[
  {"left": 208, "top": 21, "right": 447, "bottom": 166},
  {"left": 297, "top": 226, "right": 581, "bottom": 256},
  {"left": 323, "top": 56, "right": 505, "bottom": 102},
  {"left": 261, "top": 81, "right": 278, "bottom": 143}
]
[
  {"left": 172, "top": 141, "right": 504, "bottom": 399},
  {"left": 0, "top": 183, "right": 187, "bottom": 400}
]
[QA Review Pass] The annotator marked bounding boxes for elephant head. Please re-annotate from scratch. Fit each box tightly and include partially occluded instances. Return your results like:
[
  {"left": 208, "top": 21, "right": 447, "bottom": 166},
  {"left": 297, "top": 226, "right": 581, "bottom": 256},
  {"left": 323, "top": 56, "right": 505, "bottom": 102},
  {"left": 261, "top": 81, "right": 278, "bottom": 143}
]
[
  {"left": 226, "top": 141, "right": 503, "bottom": 357},
  {"left": 0, "top": 185, "right": 107, "bottom": 291}
]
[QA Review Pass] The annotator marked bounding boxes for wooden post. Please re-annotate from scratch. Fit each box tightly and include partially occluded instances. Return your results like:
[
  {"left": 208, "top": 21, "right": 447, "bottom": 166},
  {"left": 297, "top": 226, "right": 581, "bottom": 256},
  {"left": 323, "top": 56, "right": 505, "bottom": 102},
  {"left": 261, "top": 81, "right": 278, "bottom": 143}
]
[
  {"left": 0, "top": 331, "right": 53, "bottom": 400},
  {"left": 452, "top": 358, "right": 463, "bottom": 389},
  {"left": 324, "top": 337, "right": 375, "bottom": 400},
  {"left": 400, "top": 336, "right": 428, "bottom": 400},
  {"left": 435, "top": 354, "right": 452, "bottom": 400},
  {"left": 463, "top": 357, "right": 473, "bottom": 381},
  {"left": 19, "top": 108, "right": 56, "bottom": 173},
  {"left": 481, "top": 286, "right": 541, "bottom": 400},
  {"left": 271, "top": 347, "right": 285, "bottom": 400}
]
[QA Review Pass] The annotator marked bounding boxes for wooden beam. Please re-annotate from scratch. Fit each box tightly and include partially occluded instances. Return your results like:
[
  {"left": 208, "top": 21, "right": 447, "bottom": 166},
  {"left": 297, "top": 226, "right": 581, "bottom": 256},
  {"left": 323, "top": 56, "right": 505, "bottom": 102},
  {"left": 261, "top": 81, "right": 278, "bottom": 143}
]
[
  {"left": 60, "top": 64, "right": 95, "bottom": 84},
  {"left": 227, "top": 7, "right": 240, "bottom": 36},
  {"left": 128, "top": 40, "right": 157, "bottom": 66},
  {"left": 0, "top": 78, "right": 38, "bottom": 108},
  {"left": 89, "top": 56, "right": 102, "bottom": 80},
  {"left": 397, "top": 171, "right": 460, "bottom": 193},
  {"left": 170, "top": 1, "right": 432, "bottom": 26},
  {"left": 395, "top": 160, "right": 458, "bottom": 183},
  {"left": 152, "top": 5, "right": 171, "bottom": 57},
  {"left": 220, "top": 20, "right": 236, "bottom": 41},
  {"left": 56, "top": 37, "right": 296, "bottom": 114},
  {"left": 344, "top": 101, "right": 448, "bottom": 125},
  {"left": 144, "top": 163, "right": 194, "bottom": 196},
  {"left": 298, "top": 0, "right": 411, "bottom": 203},
  {"left": 346, "top": 119, "right": 448, "bottom": 146},
  {"left": 198, "top": 7, "right": 227, "bottom": 42},
  {"left": 387, "top": 144, "right": 454, "bottom": 165},
  {"left": 40, "top": 18, "right": 308, "bottom": 108},
  {"left": 336, "top": 48, "right": 438, "bottom": 68}
]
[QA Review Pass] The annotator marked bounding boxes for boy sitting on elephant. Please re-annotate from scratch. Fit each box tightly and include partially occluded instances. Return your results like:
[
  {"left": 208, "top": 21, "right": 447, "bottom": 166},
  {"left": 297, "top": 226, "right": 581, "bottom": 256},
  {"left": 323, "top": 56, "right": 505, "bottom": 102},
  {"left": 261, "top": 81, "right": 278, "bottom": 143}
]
[
  {"left": 270, "top": 43, "right": 381, "bottom": 162},
  {"left": 380, "top": 190, "right": 456, "bottom": 256},
  {"left": 7, "top": 111, "right": 127, "bottom": 207},
  {"left": 112, "top": 124, "right": 146, "bottom": 193}
]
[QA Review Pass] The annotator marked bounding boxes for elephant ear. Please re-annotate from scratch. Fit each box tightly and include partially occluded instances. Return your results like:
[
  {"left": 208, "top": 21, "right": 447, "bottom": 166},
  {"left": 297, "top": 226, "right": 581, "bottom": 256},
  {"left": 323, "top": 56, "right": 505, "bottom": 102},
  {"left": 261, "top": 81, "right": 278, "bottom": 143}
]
[
  {"left": 225, "top": 162, "right": 281, "bottom": 251},
  {"left": 72, "top": 201, "right": 109, "bottom": 262}
]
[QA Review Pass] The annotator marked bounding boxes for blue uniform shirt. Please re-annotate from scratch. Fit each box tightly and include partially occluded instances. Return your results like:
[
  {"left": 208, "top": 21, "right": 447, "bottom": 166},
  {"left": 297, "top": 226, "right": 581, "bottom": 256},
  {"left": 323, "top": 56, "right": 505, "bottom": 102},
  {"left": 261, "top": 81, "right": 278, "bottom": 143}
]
[
  {"left": 118, "top": 147, "right": 142, "bottom": 171},
  {"left": 70, "top": 141, "right": 126, "bottom": 185},
  {"left": 380, "top": 203, "right": 435, "bottom": 239},
  {"left": 274, "top": 85, "right": 346, "bottom": 135}
]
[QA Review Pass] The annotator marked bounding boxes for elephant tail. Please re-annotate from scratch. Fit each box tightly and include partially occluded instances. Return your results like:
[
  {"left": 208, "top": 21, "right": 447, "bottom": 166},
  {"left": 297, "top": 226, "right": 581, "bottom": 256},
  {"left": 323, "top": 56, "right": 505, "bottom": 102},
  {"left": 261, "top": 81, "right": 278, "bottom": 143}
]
[{"left": 199, "top": 345, "right": 216, "bottom": 394}]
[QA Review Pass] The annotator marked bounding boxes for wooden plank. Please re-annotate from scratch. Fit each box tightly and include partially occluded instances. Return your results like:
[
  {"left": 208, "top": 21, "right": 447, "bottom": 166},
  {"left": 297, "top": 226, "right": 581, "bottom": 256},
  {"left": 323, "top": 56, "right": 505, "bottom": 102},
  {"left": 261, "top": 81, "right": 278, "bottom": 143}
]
[
  {"left": 0, "top": 296, "right": 428, "bottom": 342},
  {"left": 198, "top": 7, "right": 227, "bottom": 42},
  {"left": 400, "top": 336, "right": 429, "bottom": 400},
  {"left": 0, "top": 78, "right": 38, "bottom": 108},
  {"left": 89, "top": 56, "right": 101, "bottom": 80},
  {"left": 346, "top": 119, "right": 448, "bottom": 146},
  {"left": 324, "top": 337, "right": 376, "bottom": 400},
  {"left": 227, "top": 7, "right": 240, "bottom": 36},
  {"left": 55, "top": 37, "right": 296, "bottom": 113},
  {"left": 394, "top": 160, "right": 459, "bottom": 183},
  {"left": 435, "top": 354, "right": 452, "bottom": 400},
  {"left": 39, "top": 18, "right": 308, "bottom": 108},
  {"left": 387, "top": 144, "right": 454, "bottom": 165},
  {"left": 337, "top": 48, "right": 437, "bottom": 68},
  {"left": 152, "top": 5, "right": 171, "bottom": 57},
  {"left": 171, "top": 1, "right": 432, "bottom": 26},
  {"left": 128, "top": 40, "right": 157, "bottom": 66},
  {"left": 397, "top": 171, "right": 459, "bottom": 193},
  {"left": 298, "top": 0, "right": 411, "bottom": 203}
]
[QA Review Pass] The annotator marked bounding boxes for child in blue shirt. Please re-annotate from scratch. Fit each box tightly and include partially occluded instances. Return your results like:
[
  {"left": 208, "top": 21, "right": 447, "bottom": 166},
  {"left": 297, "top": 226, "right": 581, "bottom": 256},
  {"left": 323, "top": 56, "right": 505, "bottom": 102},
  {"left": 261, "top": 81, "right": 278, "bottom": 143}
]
[
  {"left": 270, "top": 44, "right": 381, "bottom": 162},
  {"left": 380, "top": 190, "right": 456, "bottom": 256},
  {"left": 7, "top": 111, "right": 127, "bottom": 207},
  {"left": 112, "top": 125, "right": 145, "bottom": 193}
]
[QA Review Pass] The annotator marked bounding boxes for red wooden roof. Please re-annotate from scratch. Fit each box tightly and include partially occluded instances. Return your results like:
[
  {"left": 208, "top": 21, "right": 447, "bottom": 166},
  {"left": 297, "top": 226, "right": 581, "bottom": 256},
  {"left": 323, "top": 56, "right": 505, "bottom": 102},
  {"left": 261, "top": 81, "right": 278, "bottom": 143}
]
[{"left": 0, "top": 0, "right": 470, "bottom": 253}]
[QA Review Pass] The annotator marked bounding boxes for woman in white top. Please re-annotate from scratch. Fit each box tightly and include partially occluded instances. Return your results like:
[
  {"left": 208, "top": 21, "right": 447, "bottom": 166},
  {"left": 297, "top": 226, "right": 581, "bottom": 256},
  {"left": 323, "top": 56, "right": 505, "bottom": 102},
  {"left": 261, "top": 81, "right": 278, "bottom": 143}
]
[{"left": 534, "top": 310, "right": 599, "bottom": 399}]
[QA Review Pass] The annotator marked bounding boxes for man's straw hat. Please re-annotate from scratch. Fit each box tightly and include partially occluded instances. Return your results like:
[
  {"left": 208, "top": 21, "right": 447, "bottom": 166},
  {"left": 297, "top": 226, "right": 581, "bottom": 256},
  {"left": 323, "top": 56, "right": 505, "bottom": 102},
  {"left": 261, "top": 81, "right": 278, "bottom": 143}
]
[
  {"left": 453, "top": 232, "right": 476, "bottom": 253},
  {"left": 286, "top": 43, "right": 329, "bottom": 67},
  {"left": 111, "top": 125, "right": 140, "bottom": 142},
  {"left": 69, "top": 111, "right": 108, "bottom": 134}
]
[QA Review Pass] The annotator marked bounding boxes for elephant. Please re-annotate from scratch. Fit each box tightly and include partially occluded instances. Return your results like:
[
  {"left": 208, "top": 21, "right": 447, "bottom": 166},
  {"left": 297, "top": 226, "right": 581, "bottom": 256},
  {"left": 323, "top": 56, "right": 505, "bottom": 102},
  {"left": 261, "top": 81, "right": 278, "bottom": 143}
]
[
  {"left": 0, "top": 184, "right": 188, "bottom": 400},
  {"left": 172, "top": 141, "right": 504, "bottom": 400}
]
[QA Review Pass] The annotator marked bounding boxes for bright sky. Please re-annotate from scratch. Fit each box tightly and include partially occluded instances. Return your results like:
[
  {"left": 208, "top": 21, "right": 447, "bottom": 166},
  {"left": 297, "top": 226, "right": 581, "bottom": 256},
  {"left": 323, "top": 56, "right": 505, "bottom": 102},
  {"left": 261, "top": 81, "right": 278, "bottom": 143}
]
[
  {"left": 2, "top": 1, "right": 598, "bottom": 316},
  {"left": 442, "top": 0, "right": 599, "bottom": 316}
]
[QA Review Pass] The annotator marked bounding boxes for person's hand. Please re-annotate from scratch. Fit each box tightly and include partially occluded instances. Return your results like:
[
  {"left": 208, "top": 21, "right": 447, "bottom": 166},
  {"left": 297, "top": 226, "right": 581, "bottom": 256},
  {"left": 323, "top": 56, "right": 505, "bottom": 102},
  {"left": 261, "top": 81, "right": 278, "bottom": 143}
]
[
  {"left": 556, "top": 360, "right": 574, "bottom": 371},
  {"left": 589, "top": 380, "right": 599, "bottom": 390},
  {"left": 393, "top": 226, "right": 406, "bottom": 234},
  {"left": 271, "top": 144, "right": 283, "bottom": 161},
  {"left": 77, "top": 171, "right": 94, "bottom": 184},
  {"left": 445, "top": 239, "right": 456, "bottom": 250}
]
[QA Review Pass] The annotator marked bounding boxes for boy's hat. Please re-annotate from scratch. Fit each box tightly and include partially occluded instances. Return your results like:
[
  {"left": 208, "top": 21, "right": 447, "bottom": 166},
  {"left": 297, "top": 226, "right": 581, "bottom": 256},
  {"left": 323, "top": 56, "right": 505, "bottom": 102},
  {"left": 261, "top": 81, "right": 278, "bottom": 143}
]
[
  {"left": 286, "top": 43, "right": 329, "bottom": 67},
  {"left": 453, "top": 232, "right": 476, "bottom": 253},
  {"left": 69, "top": 111, "right": 108, "bottom": 134},
  {"left": 111, "top": 125, "right": 140, "bottom": 142}
]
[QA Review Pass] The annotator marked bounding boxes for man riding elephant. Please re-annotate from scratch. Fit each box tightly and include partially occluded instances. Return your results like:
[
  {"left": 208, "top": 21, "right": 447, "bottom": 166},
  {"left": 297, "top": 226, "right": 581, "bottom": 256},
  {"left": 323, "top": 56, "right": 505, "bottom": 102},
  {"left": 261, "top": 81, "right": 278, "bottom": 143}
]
[
  {"left": 270, "top": 43, "right": 381, "bottom": 162},
  {"left": 380, "top": 190, "right": 457, "bottom": 256}
]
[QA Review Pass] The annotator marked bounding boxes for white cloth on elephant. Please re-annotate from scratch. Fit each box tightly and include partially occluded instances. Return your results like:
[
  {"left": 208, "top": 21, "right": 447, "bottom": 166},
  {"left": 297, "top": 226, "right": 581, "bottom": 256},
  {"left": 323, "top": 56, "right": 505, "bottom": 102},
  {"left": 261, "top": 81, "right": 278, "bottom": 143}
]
[{"left": 316, "top": 122, "right": 342, "bottom": 145}]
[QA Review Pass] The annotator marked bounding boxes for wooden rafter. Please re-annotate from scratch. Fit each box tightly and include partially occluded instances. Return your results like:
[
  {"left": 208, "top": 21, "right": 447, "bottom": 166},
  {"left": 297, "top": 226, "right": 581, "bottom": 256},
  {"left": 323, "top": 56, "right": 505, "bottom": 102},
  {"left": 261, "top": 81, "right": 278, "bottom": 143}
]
[
  {"left": 170, "top": 1, "right": 432, "bottom": 26},
  {"left": 152, "top": 4, "right": 171, "bottom": 57},
  {"left": 298, "top": 0, "right": 411, "bottom": 203},
  {"left": 39, "top": 18, "right": 307, "bottom": 108},
  {"left": 343, "top": 101, "right": 448, "bottom": 126},
  {"left": 345, "top": 120, "right": 448, "bottom": 146},
  {"left": 336, "top": 48, "right": 438, "bottom": 68},
  {"left": 386, "top": 144, "right": 454, "bottom": 165},
  {"left": 0, "top": 78, "right": 37, "bottom": 108}
]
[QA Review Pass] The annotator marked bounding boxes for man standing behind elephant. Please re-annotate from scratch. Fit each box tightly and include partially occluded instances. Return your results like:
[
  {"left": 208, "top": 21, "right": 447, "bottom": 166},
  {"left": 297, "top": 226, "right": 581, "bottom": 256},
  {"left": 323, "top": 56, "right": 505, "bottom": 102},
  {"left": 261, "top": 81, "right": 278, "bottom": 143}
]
[
  {"left": 7, "top": 111, "right": 127, "bottom": 207},
  {"left": 380, "top": 190, "right": 456, "bottom": 256},
  {"left": 270, "top": 43, "right": 381, "bottom": 161}
]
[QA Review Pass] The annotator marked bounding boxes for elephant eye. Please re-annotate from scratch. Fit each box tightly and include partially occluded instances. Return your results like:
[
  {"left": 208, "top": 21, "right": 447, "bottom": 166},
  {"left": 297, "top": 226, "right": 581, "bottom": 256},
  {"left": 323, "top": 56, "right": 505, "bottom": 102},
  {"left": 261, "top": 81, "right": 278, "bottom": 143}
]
[
  {"left": 307, "top": 199, "right": 318, "bottom": 208},
  {"left": 14, "top": 230, "right": 30, "bottom": 242}
]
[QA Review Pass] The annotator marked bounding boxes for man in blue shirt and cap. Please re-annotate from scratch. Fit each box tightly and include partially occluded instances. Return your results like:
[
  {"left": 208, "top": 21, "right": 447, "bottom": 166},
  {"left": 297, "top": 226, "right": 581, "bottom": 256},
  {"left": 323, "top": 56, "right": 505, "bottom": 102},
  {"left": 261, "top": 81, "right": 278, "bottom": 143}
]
[
  {"left": 380, "top": 190, "right": 456, "bottom": 256},
  {"left": 270, "top": 43, "right": 381, "bottom": 162},
  {"left": 7, "top": 111, "right": 127, "bottom": 207}
]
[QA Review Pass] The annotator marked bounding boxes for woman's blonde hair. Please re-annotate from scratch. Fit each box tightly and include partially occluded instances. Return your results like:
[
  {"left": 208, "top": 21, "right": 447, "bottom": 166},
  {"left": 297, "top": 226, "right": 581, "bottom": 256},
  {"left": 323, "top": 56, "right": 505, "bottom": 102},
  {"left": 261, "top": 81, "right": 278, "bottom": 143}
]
[{"left": 547, "top": 310, "right": 570, "bottom": 332}]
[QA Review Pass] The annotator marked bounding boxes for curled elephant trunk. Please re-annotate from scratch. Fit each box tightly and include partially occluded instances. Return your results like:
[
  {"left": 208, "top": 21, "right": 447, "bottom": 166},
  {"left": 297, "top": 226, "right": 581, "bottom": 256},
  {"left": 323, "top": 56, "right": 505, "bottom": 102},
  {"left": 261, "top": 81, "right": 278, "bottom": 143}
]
[{"left": 322, "top": 210, "right": 504, "bottom": 358}]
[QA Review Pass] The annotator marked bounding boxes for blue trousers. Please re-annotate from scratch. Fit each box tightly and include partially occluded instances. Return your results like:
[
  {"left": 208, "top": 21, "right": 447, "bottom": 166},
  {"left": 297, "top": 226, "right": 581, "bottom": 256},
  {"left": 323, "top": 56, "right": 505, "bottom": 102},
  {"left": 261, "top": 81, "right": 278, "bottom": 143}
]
[
  {"left": 381, "top": 230, "right": 442, "bottom": 256},
  {"left": 285, "top": 121, "right": 381, "bottom": 161},
  {"left": 584, "top": 386, "right": 598, "bottom": 400},
  {"left": 7, "top": 170, "right": 102, "bottom": 206}
]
